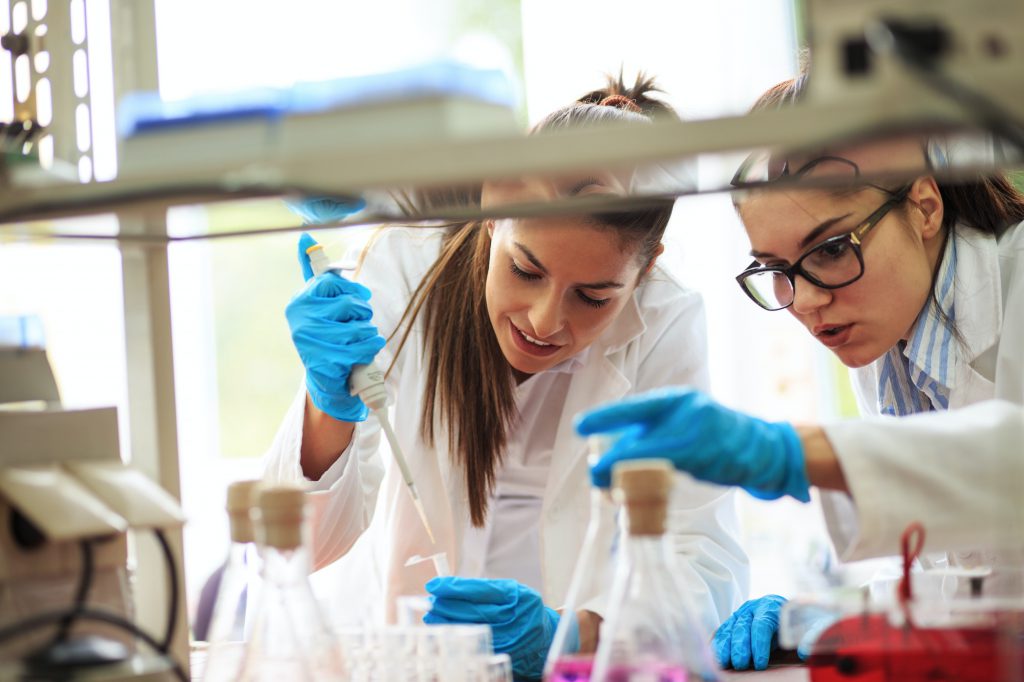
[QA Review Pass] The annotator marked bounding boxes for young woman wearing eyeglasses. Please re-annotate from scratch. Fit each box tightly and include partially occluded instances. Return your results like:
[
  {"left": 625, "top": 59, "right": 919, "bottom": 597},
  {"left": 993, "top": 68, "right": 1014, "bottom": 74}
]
[{"left": 575, "top": 75, "right": 1024, "bottom": 671}]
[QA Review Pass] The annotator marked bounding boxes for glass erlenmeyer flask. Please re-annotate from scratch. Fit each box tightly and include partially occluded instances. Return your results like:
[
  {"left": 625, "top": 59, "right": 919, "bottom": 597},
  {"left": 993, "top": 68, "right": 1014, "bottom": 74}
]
[
  {"left": 545, "top": 437, "right": 620, "bottom": 682},
  {"left": 203, "top": 480, "right": 260, "bottom": 681},
  {"left": 237, "top": 486, "right": 346, "bottom": 681},
  {"left": 591, "top": 460, "right": 720, "bottom": 682}
]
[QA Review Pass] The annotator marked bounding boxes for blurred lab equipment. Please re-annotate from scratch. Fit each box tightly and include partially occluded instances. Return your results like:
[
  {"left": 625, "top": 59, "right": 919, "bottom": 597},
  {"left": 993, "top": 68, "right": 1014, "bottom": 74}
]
[
  {"left": 590, "top": 460, "right": 719, "bottom": 682},
  {"left": 303, "top": 236, "right": 437, "bottom": 543},
  {"left": 0, "top": 319, "right": 188, "bottom": 680},
  {"left": 236, "top": 486, "right": 346, "bottom": 681},
  {"left": 200, "top": 480, "right": 261, "bottom": 682},
  {"left": 782, "top": 523, "right": 1024, "bottom": 681},
  {"left": 405, "top": 552, "right": 452, "bottom": 578},
  {"left": 544, "top": 436, "right": 620, "bottom": 681},
  {"left": 577, "top": 387, "right": 810, "bottom": 502},
  {"left": 337, "top": 623, "right": 512, "bottom": 682},
  {"left": 5, "top": 0, "right": 1024, "bottom": 226}
]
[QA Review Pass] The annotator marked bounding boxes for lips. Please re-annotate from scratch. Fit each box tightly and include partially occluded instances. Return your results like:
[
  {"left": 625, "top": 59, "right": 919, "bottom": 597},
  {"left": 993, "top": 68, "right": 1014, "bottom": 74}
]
[
  {"left": 813, "top": 323, "right": 853, "bottom": 349},
  {"left": 509, "top": 320, "right": 562, "bottom": 357}
]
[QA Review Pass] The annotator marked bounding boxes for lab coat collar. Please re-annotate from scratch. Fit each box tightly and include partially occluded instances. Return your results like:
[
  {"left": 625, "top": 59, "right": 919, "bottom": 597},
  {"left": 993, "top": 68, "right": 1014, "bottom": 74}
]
[
  {"left": 952, "top": 225, "right": 1002, "bottom": 364},
  {"left": 548, "top": 347, "right": 591, "bottom": 375},
  {"left": 599, "top": 286, "right": 647, "bottom": 356}
]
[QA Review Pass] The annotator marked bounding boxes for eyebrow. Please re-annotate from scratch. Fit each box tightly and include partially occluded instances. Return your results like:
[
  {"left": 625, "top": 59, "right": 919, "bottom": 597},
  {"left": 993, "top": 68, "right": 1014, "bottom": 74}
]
[
  {"left": 514, "top": 242, "right": 625, "bottom": 289},
  {"left": 749, "top": 213, "right": 853, "bottom": 259}
]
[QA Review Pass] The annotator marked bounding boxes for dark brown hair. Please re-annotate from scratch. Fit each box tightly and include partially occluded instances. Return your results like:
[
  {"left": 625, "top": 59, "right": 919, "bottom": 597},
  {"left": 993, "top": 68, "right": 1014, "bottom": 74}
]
[
  {"left": 390, "top": 73, "right": 676, "bottom": 526},
  {"left": 748, "top": 76, "right": 1024, "bottom": 237}
]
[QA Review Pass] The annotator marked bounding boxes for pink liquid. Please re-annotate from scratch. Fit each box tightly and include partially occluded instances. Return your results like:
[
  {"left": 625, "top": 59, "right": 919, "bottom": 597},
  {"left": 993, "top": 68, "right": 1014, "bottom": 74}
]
[
  {"left": 549, "top": 657, "right": 688, "bottom": 682},
  {"left": 549, "top": 656, "right": 593, "bottom": 681}
]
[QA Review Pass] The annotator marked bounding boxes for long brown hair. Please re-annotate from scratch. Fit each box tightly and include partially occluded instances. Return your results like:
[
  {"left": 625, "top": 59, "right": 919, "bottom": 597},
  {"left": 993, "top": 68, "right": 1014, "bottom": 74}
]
[{"left": 389, "top": 73, "right": 677, "bottom": 526}]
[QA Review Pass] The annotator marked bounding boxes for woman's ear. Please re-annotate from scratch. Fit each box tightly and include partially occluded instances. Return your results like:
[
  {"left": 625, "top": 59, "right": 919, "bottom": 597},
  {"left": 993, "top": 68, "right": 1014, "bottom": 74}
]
[
  {"left": 485, "top": 219, "right": 494, "bottom": 238},
  {"left": 913, "top": 176, "right": 944, "bottom": 239},
  {"left": 641, "top": 243, "right": 666, "bottom": 278}
]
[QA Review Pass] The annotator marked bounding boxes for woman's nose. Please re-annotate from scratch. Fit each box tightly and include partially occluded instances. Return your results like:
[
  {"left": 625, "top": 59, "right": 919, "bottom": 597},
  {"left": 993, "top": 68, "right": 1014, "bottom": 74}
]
[
  {"left": 791, "top": 274, "right": 832, "bottom": 314},
  {"left": 529, "top": 289, "right": 566, "bottom": 339}
]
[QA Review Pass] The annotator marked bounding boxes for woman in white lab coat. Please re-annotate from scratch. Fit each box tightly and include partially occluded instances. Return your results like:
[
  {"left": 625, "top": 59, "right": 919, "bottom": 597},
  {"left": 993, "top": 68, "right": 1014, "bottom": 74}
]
[
  {"left": 263, "top": 75, "right": 747, "bottom": 680},
  {"left": 576, "top": 74, "right": 1024, "bottom": 670}
]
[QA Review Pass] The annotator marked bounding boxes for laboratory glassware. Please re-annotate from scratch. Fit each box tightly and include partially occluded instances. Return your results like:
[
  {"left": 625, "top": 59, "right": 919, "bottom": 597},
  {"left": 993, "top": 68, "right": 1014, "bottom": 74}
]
[
  {"left": 236, "top": 486, "right": 346, "bottom": 681},
  {"left": 202, "top": 480, "right": 260, "bottom": 682},
  {"left": 800, "top": 523, "right": 1024, "bottom": 681},
  {"left": 306, "top": 242, "right": 437, "bottom": 543},
  {"left": 590, "top": 460, "right": 720, "bottom": 682},
  {"left": 544, "top": 437, "right": 620, "bottom": 682}
]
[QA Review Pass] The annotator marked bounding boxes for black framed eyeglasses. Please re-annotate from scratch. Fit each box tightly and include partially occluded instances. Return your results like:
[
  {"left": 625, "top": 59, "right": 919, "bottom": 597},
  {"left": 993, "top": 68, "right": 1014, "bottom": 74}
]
[{"left": 735, "top": 184, "right": 912, "bottom": 311}]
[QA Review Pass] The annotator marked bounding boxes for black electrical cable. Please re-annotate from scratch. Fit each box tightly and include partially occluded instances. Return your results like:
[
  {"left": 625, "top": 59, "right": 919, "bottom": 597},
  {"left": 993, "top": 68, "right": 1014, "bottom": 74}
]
[
  {"left": 0, "top": 608, "right": 187, "bottom": 682},
  {"left": 153, "top": 529, "right": 179, "bottom": 654},
  {"left": 52, "top": 539, "right": 95, "bottom": 643},
  {"left": 0, "top": 530, "right": 185, "bottom": 678}
]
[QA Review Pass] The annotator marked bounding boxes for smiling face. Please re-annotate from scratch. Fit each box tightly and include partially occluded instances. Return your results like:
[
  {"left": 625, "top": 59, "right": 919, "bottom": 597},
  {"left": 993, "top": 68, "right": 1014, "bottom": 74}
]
[
  {"left": 485, "top": 216, "right": 650, "bottom": 376},
  {"left": 737, "top": 142, "right": 947, "bottom": 367}
]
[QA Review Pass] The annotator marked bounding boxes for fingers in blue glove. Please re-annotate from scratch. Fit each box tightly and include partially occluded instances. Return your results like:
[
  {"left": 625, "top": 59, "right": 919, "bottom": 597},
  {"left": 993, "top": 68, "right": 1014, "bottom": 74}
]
[
  {"left": 297, "top": 233, "right": 318, "bottom": 282},
  {"left": 425, "top": 576, "right": 518, "bottom": 603},
  {"left": 304, "top": 272, "right": 373, "bottom": 301},
  {"left": 588, "top": 436, "right": 654, "bottom": 489},
  {"left": 298, "top": 289, "right": 375, "bottom": 324},
  {"left": 424, "top": 577, "right": 558, "bottom": 680},
  {"left": 575, "top": 387, "right": 702, "bottom": 436},
  {"left": 713, "top": 595, "right": 786, "bottom": 671}
]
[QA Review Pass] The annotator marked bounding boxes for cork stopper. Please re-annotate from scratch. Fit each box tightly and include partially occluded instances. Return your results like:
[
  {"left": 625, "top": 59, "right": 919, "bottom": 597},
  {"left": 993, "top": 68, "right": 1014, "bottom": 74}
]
[
  {"left": 254, "top": 486, "right": 307, "bottom": 550},
  {"left": 225, "top": 480, "right": 261, "bottom": 544},
  {"left": 612, "top": 459, "right": 674, "bottom": 536}
]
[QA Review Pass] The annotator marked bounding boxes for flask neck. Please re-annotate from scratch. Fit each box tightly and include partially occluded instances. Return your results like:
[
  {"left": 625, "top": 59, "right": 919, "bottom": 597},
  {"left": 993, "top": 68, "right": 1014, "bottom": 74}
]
[
  {"left": 226, "top": 540, "right": 250, "bottom": 566},
  {"left": 259, "top": 544, "right": 312, "bottom": 586},
  {"left": 622, "top": 532, "right": 674, "bottom": 571}
]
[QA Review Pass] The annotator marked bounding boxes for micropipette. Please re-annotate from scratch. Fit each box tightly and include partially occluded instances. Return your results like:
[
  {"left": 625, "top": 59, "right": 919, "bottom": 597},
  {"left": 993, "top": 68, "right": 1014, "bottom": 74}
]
[{"left": 306, "top": 243, "right": 437, "bottom": 544}]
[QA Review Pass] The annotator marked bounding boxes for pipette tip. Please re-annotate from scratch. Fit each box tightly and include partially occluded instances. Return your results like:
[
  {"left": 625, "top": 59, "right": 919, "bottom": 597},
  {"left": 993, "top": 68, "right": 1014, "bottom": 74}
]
[{"left": 411, "top": 495, "right": 437, "bottom": 544}]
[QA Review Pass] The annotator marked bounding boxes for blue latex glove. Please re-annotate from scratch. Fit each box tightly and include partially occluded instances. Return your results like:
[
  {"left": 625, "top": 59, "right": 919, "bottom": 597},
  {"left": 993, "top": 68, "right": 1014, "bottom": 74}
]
[
  {"left": 285, "top": 196, "right": 366, "bottom": 225},
  {"left": 714, "top": 594, "right": 833, "bottom": 669},
  {"left": 713, "top": 595, "right": 786, "bottom": 670},
  {"left": 575, "top": 387, "right": 810, "bottom": 502},
  {"left": 424, "top": 577, "right": 575, "bottom": 681},
  {"left": 285, "top": 233, "right": 386, "bottom": 422}
]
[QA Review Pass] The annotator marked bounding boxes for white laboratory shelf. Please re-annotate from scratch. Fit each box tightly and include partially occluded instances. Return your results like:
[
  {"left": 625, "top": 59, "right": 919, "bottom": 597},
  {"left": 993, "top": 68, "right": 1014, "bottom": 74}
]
[{"left": 2, "top": 95, "right": 995, "bottom": 242}]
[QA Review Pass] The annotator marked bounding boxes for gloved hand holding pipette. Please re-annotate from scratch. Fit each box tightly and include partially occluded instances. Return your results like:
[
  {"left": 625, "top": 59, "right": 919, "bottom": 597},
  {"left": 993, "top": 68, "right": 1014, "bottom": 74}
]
[
  {"left": 286, "top": 233, "right": 386, "bottom": 423},
  {"left": 288, "top": 232, "right": 437, "bottom": 543}
]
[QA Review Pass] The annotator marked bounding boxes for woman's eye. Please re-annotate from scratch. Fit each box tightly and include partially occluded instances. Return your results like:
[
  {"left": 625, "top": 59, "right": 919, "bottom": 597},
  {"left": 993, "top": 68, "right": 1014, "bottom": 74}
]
[
  {"left": 815, "top": 240, "right": 850, "bottom": 261},
  {"left": 510, "top": 261, "right": 541, "bottom": 281},
  {"left": 576, "top": 290, "right": 610, "bottom": 309}
]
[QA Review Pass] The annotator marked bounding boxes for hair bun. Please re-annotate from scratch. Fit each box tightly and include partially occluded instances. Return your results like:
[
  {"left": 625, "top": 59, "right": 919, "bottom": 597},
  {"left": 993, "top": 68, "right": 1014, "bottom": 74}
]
[
  {"left": 576, "top": 70, "right": 675, "bottom": 120},
  {"left": 598, "top": 94, "right": 642, "bottom": 113}
]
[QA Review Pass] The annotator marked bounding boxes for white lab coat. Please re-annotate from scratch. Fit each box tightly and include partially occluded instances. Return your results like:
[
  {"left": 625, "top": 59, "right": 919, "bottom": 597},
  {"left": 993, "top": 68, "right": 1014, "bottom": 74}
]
[
  {"left": 821, "top": 221, "right": 1024, "bottom": 562},
  {"left": 264, "top": 227, "right": 748, "bottom": 632}
]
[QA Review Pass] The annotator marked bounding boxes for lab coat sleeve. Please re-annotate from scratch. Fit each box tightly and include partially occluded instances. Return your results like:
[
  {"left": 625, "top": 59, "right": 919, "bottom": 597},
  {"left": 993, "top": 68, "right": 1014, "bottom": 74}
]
[
  {"left": 262, "top": 227, "right": 444, "bottom": 570},
  {"left": 820, "top": 400, "right": 1024, "bottom": 561},
  {"left": 261, "top": 385, "right": 386, "bottom": 570},
  {"left": 632, "top": 283, "right": 750, "bottom": 635}
]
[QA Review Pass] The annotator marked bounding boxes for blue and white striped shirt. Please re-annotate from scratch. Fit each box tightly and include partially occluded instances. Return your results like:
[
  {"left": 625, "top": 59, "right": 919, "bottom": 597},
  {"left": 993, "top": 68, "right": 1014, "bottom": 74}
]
[{"left": 877, "top": 235, "right": 958, "bottom": 416}]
